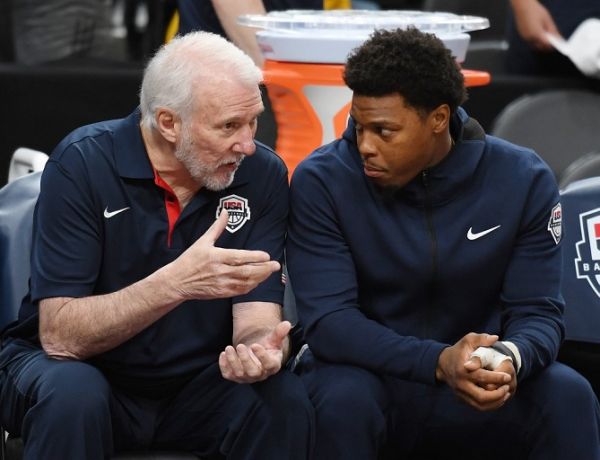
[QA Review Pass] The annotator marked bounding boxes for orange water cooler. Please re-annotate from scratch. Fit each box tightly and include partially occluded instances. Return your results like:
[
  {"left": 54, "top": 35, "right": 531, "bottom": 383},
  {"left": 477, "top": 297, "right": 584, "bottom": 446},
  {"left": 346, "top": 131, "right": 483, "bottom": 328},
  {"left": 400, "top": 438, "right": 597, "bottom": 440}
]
[{"left": 239, "top": 10, "right": 492, "bottom": 177}]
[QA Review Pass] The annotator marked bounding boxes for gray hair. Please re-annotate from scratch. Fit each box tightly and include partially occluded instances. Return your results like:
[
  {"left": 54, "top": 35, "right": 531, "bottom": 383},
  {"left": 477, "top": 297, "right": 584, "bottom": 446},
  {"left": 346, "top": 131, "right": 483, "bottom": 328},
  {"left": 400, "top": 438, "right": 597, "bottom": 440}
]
[{"left": 139, "top": 31, "right": 263, "bottom": 130}]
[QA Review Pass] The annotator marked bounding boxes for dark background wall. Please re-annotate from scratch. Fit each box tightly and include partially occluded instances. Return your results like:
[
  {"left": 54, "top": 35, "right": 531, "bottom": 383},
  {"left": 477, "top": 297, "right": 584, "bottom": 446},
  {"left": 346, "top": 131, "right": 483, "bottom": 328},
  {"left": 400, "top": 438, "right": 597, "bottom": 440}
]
[
  {"left": 0, "top": 63, "right": 141, "bottom": 184},
  {"left": 2, "top": 60, "right": 598, "bottom": 186},
  {"left": 0, "top": 62, "right": 279, "bottom": 185}
]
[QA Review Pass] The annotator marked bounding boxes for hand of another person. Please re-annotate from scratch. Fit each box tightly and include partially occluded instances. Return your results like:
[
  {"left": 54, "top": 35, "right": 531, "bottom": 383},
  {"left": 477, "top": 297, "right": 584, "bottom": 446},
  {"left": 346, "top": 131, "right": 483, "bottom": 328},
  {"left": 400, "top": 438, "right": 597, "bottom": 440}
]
[
  {"left": 219, "top": 321, "right": 292, "bottom": 383},
  {"left": 436, "top": 333, "right": 512, "bottom": 411},
  {"left": 166, "top": 210, "right": 280, "bottom": 300},
  {"left": 511, "top": 0, "right": 562, "bottom": 50}
]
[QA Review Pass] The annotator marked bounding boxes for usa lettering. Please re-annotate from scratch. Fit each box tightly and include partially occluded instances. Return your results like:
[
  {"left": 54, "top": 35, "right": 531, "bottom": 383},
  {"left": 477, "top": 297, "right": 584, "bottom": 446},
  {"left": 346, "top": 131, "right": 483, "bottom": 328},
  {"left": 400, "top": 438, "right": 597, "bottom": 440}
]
[{"left": 224, "top": 201, "right": 243, "bottom": 210}]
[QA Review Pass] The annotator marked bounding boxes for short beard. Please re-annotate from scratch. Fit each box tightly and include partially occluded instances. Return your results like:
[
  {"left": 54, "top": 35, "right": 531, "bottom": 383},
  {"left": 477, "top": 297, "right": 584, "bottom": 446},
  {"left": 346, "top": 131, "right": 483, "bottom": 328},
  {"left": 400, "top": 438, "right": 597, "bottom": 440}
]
[{"left": 175, "top": 127, "right": 243, "bottom": 191}]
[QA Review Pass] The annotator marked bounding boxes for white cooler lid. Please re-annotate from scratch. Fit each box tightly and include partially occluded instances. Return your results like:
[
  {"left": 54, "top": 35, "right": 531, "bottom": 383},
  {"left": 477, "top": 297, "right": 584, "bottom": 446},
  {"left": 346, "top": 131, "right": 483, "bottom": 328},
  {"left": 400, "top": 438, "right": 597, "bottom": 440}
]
[{"left": 238, "top": 10, "right": 489, "bottom": 64}]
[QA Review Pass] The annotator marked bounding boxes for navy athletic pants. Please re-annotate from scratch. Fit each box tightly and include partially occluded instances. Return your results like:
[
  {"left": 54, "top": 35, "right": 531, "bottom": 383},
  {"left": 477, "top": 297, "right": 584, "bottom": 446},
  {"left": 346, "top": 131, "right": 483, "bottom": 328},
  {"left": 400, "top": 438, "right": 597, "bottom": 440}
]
[
  {"left": 296, "top": 348, "right": 600, "bottom": 460},
  {"left": 0, "top": 339, "right": 314, "bottom": 459}
]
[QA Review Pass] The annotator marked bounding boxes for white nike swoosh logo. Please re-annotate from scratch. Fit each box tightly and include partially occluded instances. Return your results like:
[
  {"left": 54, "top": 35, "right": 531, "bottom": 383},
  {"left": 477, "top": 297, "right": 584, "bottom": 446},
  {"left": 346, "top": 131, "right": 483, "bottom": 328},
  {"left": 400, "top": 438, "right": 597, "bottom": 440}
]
[
  {"left": 467, "top": 225, "right": 501, "bottom": 241},
  {"left": 103, "top": 206, "right": 130, "bottom": 219}
]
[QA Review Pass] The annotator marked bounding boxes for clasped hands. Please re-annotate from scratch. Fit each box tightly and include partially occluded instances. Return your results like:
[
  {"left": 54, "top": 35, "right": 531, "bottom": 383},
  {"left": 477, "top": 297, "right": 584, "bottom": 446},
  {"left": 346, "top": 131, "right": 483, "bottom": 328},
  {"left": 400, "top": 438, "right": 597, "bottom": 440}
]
[{"left": 436, "top": 333, "right": 517, "bottom": 411}]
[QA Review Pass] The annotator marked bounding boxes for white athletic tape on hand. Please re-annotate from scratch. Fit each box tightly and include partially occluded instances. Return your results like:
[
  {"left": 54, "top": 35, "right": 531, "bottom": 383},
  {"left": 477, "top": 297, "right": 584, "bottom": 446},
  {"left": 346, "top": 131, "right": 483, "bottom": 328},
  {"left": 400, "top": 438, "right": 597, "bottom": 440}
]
[{"left": 470, "top": 346, "right": 513, "bottom": 370}]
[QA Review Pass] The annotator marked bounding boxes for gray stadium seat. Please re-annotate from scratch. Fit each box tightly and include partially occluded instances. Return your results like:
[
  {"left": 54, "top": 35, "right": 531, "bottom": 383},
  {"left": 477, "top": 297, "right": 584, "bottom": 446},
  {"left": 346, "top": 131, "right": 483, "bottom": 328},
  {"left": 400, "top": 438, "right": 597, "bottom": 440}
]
[
  {"left": 559, "top": 151, "right": 600, "bottom": 190},
  {"left": 491, "top": 89, "right": 600, "bottom": 181}
]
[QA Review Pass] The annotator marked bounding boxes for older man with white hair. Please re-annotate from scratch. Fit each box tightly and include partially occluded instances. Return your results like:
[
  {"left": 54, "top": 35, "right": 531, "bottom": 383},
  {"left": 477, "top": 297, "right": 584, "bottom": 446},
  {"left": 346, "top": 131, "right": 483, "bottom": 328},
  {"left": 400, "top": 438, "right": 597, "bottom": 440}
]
[{"left": 0, "top": 31, "right": 313, "bottom": 459}]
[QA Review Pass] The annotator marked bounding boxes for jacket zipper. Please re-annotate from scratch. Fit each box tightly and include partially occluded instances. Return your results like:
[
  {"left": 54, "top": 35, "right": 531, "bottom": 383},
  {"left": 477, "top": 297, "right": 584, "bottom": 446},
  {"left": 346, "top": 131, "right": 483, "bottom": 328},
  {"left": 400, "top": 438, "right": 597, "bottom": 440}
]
[{"left": 421, "top": 169, "right": 438, "bottom": 338}]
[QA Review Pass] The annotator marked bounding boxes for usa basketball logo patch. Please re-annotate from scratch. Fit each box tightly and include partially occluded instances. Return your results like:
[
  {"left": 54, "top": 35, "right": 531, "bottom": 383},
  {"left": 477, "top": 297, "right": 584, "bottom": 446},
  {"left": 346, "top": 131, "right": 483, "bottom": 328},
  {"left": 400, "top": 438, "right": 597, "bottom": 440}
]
[
  {"left": 216, "top": 195, "right": 251, "bottom": 234},
  {"left": 547, "top": 202, "right": 562, "bottom": 244}
]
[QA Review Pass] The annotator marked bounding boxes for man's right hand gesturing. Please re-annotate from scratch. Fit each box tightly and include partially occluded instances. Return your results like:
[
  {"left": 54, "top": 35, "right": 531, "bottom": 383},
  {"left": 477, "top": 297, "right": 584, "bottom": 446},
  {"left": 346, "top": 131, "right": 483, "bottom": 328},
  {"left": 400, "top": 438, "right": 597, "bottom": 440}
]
[{"left": 164, "top": 209, "right": 280, "bottom": 300}]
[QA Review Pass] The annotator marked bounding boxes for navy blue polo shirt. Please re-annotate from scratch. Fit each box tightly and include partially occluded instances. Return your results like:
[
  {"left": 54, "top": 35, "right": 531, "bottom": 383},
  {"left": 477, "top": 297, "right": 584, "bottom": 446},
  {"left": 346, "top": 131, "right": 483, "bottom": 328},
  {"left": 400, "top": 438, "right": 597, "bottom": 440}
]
[{"left": 11, "top": 109, "right": 288, "bottom": 392}]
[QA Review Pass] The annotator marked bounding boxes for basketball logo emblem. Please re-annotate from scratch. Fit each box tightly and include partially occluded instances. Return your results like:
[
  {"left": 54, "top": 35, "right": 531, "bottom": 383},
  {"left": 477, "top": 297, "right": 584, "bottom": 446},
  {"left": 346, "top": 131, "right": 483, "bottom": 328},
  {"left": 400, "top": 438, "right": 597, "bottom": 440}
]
[
  {"left": 547, "top": 202, "right": 562, "bottom": 244},
  {"left": 575, "top": 207, "right": 600, "bottom": 297},
  {"left": 216, "top": 195, "right": 251, "bottom": 234}
]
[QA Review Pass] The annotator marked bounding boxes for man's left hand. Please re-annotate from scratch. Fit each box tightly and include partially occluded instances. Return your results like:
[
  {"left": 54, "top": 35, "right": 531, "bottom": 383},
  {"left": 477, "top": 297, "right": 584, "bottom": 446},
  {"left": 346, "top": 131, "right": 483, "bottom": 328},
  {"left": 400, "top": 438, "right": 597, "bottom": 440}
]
[{"left": 219, "top": 321, "right": 291, "bottom": 383}]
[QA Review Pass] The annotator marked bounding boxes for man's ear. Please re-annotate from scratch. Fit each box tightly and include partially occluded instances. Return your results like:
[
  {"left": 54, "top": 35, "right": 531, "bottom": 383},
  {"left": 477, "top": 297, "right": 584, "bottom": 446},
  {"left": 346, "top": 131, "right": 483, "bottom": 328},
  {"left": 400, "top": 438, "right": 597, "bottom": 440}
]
[
  {"left": 155, "top": 108, "right": 180, "bottom": 143},
  {"left": 430, "top": 104, "right": 451, "bottom": 134}
]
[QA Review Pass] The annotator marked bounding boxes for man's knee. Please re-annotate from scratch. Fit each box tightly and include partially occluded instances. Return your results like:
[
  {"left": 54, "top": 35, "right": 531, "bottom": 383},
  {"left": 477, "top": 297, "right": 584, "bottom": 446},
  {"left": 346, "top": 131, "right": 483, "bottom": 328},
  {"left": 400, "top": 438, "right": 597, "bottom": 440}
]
[
  {"left": 2, "top": 346, "right": 111, "bottom": 433},
  {"left": 8, "top": 357, "right": 113, "bottom": 439},
  {"left": 522, "top": 362, "right": 599, "bottom": 424},
  {"left": 513, "top": 363, "right": 600, "bottom": 458},
  {"left": 223, "top": 371, "right": 314, "bottom": 458},
  {"left": 34, "top": 360, "right": 111, "bottom": 417},
  {"left": 253, "top": 370, "right": 314, "bottom": 423},
  {"left": 295, "top": 357, "right": 389, "bottom": 458},
  {"left": 299, "top": 358, "right": 388, "bottom": 429}
]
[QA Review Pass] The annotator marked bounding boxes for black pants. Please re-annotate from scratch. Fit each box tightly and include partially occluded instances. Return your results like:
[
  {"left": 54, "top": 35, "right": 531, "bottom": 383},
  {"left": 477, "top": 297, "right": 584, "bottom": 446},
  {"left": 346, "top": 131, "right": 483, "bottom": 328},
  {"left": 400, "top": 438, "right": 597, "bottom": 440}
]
[
  {"left": 0, "top": 339, "right": 315, "bottom": 459},
  {"left": 296, "top": 348, "right": 600, "bottom": 460}
]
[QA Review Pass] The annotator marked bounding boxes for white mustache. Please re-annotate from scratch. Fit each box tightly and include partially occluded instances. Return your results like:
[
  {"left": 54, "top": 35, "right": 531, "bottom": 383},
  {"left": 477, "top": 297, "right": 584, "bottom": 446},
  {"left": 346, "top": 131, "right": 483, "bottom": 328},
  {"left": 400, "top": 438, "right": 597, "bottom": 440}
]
[{"left": 217, "top": 156, "right": 244, "bottom": 168}]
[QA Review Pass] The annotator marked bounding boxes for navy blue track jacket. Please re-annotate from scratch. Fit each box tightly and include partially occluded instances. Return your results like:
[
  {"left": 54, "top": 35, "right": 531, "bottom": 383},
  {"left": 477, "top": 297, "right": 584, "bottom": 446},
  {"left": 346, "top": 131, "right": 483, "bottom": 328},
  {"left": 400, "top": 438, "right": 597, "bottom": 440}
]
[{"left": 287, "top": 108, "right": 565, "bottom": 385}]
